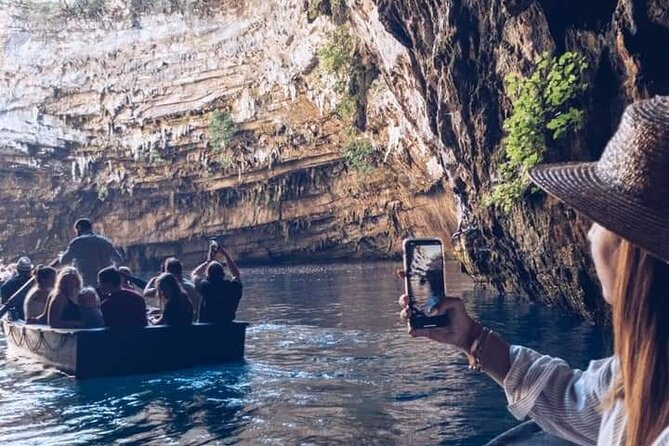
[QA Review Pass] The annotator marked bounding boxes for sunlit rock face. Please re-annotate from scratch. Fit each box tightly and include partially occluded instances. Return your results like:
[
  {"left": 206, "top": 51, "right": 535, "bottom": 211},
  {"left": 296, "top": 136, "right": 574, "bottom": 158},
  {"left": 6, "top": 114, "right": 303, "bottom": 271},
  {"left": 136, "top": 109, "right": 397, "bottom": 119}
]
[
  {"left": 2, "top": 0, "right": 666, "bottom": 320},
  {"left": 0, "top": 0, "right": 457, "bottom": 271},
  {"left": 349, "top": 0, "right": 668, "bottom": 319}
]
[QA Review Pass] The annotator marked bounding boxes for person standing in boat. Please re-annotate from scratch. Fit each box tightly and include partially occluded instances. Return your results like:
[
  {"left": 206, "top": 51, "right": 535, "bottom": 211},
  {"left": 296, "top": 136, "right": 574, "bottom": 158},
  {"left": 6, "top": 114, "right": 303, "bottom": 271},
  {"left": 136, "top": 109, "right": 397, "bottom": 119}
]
[
  {"left": 45, "top": 267, "right": 84, "bottom": 329},
  {"left": 59, "top": 218, "right": 124, "bottom": 287},
  {"left": 191, "top": 242, "right": 243, "bottom": 324},
  {"left": 397, "top": 97, "right": 669, "bottom": 445},
  {"left": 24, "top": 265, "right": 57, "bottom": 321},
  {"left": 98, "top": 266, "right": 147, "bottom": 329},
  {"left": 0, "top": 256, "right": 33, "bottom": 319},
  {"left": 151, "top": 273, "right": 193, "bottom": 326}
]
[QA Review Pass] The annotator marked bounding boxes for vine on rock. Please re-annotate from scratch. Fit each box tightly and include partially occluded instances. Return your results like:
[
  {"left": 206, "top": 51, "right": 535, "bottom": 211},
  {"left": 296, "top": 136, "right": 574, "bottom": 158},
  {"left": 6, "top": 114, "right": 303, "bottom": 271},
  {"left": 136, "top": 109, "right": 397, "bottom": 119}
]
[
  {"left": 209, "top": 111, "right": 238, "bottom": 150},
  {"left": 486, "top": 51, "right": 588, "bottom": 212},
  {"left": 316, "top": 25, "right": 364, "bottom": 124},
  {"left": 207, "top": 110, "right": 239, "bottom": 170},
  {"left": 342, "top": 136, "right": 377, "bottom": 174}
]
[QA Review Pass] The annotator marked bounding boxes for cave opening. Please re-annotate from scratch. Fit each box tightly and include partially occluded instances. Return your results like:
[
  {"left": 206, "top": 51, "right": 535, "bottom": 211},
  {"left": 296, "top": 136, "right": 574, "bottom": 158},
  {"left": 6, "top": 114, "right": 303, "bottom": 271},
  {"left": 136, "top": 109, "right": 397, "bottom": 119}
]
[
  {"left": 538, "top": 0, "right": 618, "bottom": 49},
  {"left": 586, "top": 48, "right": 621, "bottom": 161},
  {"left": 624, "top": 21, "right": 669, "bottom": 96}
]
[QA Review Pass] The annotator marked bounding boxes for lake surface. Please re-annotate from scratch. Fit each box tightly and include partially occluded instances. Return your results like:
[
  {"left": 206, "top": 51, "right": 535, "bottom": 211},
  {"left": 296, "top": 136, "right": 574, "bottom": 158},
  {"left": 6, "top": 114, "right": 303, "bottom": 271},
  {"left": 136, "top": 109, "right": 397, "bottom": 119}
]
[{"left": 0, "top": 262, "right": 610, "bottom": 445}]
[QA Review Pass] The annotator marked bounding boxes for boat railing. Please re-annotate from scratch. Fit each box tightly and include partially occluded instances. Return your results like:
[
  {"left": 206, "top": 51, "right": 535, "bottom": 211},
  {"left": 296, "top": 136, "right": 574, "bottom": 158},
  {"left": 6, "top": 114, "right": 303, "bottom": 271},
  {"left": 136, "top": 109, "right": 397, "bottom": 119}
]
[{"left": 2, "top": 320, "right": 74, "bottom": 353}]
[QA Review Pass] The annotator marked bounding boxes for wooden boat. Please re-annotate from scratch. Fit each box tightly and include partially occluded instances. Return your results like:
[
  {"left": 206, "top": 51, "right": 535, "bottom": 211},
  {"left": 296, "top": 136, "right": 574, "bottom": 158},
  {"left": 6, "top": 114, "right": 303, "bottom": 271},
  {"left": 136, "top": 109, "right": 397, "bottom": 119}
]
[
  {"left": 1, "top": 319, "right": 248, "bottom": 379},
  {"left": 484, "top": 421, "right": 575, "bottom": 445}
]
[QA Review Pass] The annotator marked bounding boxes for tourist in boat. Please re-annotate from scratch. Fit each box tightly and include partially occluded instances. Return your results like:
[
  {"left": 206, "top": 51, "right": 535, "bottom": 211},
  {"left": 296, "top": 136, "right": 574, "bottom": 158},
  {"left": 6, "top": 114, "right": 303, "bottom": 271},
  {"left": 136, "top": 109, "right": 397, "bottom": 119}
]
[
  {"left": 46, "top": 266, "right": 84, "bottom": 329},
  {"left": 144, "top": 257, "right": 201, "bottom": 321},
  {"left": 98, "top": 266, "right": 147, "bottom": 329},
  {"left": 397, "top": 97, "right": 669, "bottom": 445},
  {"left": 59, "top": 218, "right": 124, "bottom": 287},
  {"left": 191, "top": 243, "right": 243, "bottom": 323},
  {"left": 24, "top": 265, "right": 57, "bottom": 321},
  {"left": 0, "top": 261, "right": 14, "bottom": 286},
  {"left": 78, "top": 287, "right": 105, "bottom": 329},
  {"left": 119, "top": 266, "right": 143, "bottom": 294},
  {"left": 151, "top": 273, "right": 193, "bottom": 326},
  {"left": 0, "top": 256, "right": 33, "bottom": 320}
]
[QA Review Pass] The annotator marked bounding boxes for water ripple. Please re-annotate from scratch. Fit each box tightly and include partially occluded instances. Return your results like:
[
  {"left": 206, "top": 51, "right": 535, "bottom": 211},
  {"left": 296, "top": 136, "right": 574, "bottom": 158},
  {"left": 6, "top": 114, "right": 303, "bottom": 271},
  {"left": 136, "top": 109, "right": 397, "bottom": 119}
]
[{"left": 0, "top": 262, "right": 610, "bottom": 445}]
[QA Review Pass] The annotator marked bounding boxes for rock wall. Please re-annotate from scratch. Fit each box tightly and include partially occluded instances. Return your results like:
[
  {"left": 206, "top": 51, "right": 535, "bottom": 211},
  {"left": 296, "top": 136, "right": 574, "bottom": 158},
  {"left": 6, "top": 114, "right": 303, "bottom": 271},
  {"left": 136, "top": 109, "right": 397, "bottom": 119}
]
[
  {"left": 2, "top": 0, "right": 667, "bottom": 320},
  {"left": 348, "top": 0, "right": 668, "bottom": 319},
  {"left": 0, "top": 0, "right": 457, "bottom": 272}
]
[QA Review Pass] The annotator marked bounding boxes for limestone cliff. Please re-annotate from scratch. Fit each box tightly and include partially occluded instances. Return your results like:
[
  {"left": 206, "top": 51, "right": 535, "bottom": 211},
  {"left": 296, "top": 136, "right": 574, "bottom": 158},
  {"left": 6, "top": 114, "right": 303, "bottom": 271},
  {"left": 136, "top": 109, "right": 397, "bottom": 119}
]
[
  {"left": 0, "top": 0, "right": 456, "bottom": 271},
  {"left": 1, "top": 0, "right": 667, "bottom": 320},
  {"left": 347, "top": 0, "right": 668, "bottom": 319}
]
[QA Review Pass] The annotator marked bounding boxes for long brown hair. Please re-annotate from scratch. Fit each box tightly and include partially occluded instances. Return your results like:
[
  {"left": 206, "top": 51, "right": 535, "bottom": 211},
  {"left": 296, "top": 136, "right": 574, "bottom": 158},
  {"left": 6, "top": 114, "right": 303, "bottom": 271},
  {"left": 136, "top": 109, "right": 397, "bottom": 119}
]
[
  {"left": 612, "top": 241, "right": 669, "bottom": 445},
  {"left": 50, "top": 267, "right": 82, "bottom": 302}
]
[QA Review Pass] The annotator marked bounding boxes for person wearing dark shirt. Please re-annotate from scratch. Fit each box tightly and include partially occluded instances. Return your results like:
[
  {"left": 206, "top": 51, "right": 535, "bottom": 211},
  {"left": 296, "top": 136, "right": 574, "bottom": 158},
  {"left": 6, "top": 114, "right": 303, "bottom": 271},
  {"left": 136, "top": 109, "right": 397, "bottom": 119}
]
[
  {"left": 98, "top": 266, "right": 147, "bottom": 329},
  {"left": 144, "top": 258, "right": 201, "bottom": 321},
  {"left": 191, "top": 242, "right": 243, "bottom": 323},
  {"left": 0, "top": 257, "right": 33, "bottom": 320},
  {"left": 59, "top": 218, "right": 124, "bottom": 287},
  {"left": 152, "top": 273, "right": 193, "bottom": 327}
]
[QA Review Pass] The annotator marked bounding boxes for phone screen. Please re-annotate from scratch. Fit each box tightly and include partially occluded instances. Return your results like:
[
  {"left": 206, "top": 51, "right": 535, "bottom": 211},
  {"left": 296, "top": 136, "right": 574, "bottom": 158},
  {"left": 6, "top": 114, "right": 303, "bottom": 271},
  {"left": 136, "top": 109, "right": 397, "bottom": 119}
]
[{"left": 404, "top": 239, "right": 447, "bottom": 328}]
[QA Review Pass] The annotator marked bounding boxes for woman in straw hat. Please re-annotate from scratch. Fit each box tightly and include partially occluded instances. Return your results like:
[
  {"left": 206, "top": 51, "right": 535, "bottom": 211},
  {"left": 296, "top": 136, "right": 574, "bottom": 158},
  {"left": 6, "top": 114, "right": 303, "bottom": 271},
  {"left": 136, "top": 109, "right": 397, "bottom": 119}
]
[{"left": 399, "top": 96, "right": 669, "bottom": 445}]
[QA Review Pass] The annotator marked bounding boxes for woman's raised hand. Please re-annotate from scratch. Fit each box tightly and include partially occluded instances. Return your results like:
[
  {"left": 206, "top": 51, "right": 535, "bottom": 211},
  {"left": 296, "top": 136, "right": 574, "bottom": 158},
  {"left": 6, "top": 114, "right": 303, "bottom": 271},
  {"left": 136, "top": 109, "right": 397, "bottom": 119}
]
[{"left": 398, "top": 294, "right": 481, "bottom": 352}]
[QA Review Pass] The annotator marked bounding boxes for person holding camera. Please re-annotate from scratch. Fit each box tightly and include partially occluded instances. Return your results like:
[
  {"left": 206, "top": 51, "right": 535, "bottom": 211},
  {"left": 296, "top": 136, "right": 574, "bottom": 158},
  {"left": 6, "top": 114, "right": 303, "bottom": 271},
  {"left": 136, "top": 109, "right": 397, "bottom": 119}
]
[
  {"left": 399, "top": 97, "right": 669, "bottom": 445},
  {"left": 191, "top": 241, "right": 243, "bottom": 324}
]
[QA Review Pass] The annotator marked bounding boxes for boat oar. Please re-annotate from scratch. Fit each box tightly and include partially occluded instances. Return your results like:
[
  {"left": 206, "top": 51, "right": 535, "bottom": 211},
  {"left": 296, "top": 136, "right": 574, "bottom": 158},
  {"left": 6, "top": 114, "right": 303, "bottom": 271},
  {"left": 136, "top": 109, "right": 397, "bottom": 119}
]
[{"left": 0, "top": 258, "right": 60, "bottom": 319}]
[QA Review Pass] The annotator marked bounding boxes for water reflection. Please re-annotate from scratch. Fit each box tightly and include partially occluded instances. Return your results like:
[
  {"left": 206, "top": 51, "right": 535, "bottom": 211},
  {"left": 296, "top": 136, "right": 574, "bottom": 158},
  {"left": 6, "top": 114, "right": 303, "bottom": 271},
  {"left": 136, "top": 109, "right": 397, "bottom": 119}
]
[{"left": 0, "top": 262, "right": 610, "bottom": 445}]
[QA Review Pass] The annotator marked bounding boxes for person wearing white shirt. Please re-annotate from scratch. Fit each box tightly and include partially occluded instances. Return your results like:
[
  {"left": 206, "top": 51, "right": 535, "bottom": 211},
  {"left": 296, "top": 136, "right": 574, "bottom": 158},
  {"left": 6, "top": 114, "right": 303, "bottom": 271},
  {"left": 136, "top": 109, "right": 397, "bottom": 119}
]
[{"left": 399, "top": 97, "right": 669, "bottom": 446}]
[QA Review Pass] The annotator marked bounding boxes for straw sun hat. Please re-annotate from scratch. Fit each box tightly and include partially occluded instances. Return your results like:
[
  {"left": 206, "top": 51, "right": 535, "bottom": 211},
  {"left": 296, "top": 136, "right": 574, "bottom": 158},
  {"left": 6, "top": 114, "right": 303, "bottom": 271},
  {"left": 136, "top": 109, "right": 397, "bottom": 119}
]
[{"left": 530, "top": 95, "right": 669, "bottom": 262}]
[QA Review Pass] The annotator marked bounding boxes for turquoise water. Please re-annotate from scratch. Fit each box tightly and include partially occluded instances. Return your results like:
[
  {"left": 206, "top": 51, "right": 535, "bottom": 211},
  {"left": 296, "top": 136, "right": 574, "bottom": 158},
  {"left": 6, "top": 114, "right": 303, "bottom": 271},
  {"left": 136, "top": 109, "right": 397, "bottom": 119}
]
[{"left": 0, "top": 262, "right": 610, "bottom": 445}]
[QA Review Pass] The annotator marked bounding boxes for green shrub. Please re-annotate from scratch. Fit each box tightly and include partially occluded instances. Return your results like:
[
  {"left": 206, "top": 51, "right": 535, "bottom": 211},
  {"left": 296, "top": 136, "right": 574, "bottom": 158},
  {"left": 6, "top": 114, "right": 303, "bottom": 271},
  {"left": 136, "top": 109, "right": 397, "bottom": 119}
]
[
  {"left": 307, "top": 0, "right": 323, "bottom": 21},
  {"left": 317, "top": 26, "right": 354, "bottom": 75},
  {"left": 97, "top": 184, "right": 109, "bottom": 202},
  {"left": 317, "top": 25, "right": 362, "bottom": 124},
  {"left": 148, "top": 148, "right": 165, "bottom": 165},
  {"left": 487, "top": 51, "right": 588, "bottom": 212},
  {"left": 209, "top": 111, "right": 237, "bottom": 150},
  {"left": 335, "top": 94, "right": 358, "bottom": 120},
  {"left": 342, "top": 138, "right": 376, "bottom": 173}
]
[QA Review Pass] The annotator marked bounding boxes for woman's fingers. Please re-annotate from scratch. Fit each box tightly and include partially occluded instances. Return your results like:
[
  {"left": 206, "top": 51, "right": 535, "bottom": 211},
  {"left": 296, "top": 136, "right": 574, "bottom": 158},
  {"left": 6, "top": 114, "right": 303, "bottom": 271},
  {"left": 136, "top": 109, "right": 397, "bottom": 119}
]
[{"left": 400, "top": 307, "right": 410, "bottom": 324}]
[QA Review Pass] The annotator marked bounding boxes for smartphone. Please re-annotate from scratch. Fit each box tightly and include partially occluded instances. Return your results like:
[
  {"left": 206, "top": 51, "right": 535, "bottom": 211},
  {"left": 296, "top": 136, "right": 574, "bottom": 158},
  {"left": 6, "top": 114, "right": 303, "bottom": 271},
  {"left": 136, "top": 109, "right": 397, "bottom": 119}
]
[{"left": 403, "top": 238, "right": 449, "bottom": 329}]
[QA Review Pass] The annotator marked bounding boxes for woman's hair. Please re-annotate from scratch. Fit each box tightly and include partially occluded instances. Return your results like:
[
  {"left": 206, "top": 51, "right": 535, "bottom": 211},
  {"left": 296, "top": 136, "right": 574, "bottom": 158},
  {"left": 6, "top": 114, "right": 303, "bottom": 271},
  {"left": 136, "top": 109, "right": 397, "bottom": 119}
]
[
  {"left": 611, "top": 240, "right": 669, "bottom": 446},
  {"left": 51, "top": 267, "right": 83, "bottom": 301},
  {"left": 156, "top": 273, "right": 186, "bottom": 302}
]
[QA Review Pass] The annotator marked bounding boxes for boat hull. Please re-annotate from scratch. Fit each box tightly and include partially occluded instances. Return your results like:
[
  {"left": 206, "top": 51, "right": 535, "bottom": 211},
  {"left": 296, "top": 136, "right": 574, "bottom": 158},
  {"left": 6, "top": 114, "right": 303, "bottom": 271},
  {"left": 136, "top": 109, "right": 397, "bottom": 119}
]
[{"left": 1, "top": 320, "right": 248, "bottom": 379}]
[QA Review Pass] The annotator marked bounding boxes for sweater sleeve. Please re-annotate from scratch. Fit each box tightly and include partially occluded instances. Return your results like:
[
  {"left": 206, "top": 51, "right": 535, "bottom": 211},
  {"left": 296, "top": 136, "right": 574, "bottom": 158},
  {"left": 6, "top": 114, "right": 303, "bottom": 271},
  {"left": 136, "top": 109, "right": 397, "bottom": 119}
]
[{"left": 502, "top": 345, "right": 616, "bottom": 446}]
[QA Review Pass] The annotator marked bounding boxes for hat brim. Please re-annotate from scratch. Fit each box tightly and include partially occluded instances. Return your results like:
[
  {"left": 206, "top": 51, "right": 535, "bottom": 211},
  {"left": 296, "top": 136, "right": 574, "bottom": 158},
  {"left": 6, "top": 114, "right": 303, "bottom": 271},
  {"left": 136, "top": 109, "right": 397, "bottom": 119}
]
[{"left": 529, "top": 162, "right": 669, "bottom": 262}]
